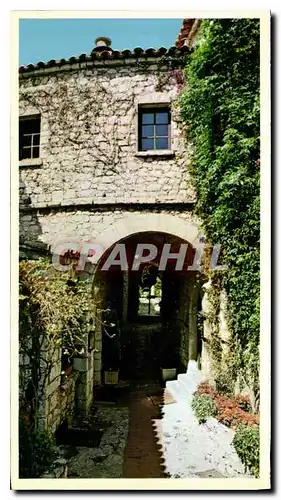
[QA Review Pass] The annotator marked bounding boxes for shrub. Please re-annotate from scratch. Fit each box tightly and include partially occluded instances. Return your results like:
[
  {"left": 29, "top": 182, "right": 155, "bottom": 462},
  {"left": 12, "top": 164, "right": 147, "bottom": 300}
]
[
  {"left": 191, "top": 394, "right": 217, "bottom": 424},
  {"left": 214, "top": 372, "right": 234, "bottom": 395},
  {"left": 232, "top": 423, "right": 260, "bottom": 477},
  {"left": 19, "top": 417, "right": 57, "bottom": 478}
]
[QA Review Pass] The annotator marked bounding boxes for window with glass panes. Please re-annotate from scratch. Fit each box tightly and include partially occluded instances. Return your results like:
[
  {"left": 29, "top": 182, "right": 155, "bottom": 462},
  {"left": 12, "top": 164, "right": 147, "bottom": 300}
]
[
  {"left": 19, "top": 116, "right": 41, "bottom": 160},
  {"left": 139, "top": 108, "right": 170, "bottom": 151}
]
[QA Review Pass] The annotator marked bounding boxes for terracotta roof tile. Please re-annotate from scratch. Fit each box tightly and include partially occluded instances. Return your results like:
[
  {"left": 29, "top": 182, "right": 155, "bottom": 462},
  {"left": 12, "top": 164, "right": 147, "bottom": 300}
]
[
  {"left": 175, "top": 18, "right": 196, "bottom": 48},
  {"left": 19, "top": 45, "right": 191, "bottom": 74}
]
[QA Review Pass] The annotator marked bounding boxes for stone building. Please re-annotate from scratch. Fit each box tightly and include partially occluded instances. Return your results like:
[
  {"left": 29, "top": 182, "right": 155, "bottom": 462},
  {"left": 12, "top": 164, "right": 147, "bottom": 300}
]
[{"left": 19, "top": 20, "right": 228, "bottom": 432}]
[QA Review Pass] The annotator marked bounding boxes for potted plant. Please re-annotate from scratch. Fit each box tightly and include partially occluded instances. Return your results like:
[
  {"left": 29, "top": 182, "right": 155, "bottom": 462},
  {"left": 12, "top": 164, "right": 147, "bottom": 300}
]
[
  {"left": 104, "top": 367, "right": 119, "bottom": 385},
  {"left": 160, "top": 328, "right": 178, "bottom": 382},
  {"left": 161, "top": 352, "right": 178, "bottom": 382}
]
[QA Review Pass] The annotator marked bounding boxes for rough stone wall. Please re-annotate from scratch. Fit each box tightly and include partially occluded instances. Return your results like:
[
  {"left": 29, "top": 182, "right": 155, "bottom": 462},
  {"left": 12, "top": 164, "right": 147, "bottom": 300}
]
[
  {"left": 73, "top": 352, "right": 95, "bottom": 417},
  {"left": 42, "top": 348, "right": 75, "bottom": 433},
  {"left": 44, "top": 351, "right": 95, "bottom": 431},
  {"left": 45, "top": 371, "right": 76, "bottom": 435},
  {"left": 19, "top": 62, "right": 195, "bottom": 211},
  {"left": 19, "top": 208, "right": 197, "bottom": 250},
  {"left": 19, "top": 338, "right": 77, "bottom": 434}
]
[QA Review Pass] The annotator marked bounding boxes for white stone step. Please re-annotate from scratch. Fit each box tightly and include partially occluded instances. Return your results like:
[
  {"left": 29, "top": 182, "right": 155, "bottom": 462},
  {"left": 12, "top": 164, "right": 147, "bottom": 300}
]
[
  {"left": 166, "top": 379, "right": 190, "bottom": 402},
  {"left": 177, "top": 371, "right": 205, "bottom": 395},
  {"left": 166, "top": 362, "right": 206, "bottom": 403}
]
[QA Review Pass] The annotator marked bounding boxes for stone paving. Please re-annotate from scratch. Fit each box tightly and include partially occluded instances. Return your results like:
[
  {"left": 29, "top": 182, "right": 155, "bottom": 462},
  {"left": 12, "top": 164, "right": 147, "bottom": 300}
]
[{"left": 60, "top": 405, "right": 129, "bottom": 478}]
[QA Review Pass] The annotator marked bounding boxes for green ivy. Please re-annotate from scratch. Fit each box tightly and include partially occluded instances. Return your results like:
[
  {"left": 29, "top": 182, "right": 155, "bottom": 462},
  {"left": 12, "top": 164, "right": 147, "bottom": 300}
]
[
  {"left": 19, "top": 416, "right": 57, "bottom": 478},
  {"left": 232, "top": 423, "right": 260, "bottom": 477},
  {"left": 180, "top": 19, "right": 260, "bottom": 399}
]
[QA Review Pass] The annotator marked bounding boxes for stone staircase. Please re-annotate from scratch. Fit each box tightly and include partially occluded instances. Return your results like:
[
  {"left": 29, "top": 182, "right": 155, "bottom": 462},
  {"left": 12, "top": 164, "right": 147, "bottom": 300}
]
[{"left": 165, "top": 360, "right": 205, "bottom": 403}]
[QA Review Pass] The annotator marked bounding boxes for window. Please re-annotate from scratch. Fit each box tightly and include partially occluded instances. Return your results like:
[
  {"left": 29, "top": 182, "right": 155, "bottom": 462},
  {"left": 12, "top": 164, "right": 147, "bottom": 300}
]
[
  {"left": 138, "top": 277, "right": 162, "bottom": 317},
  {"left": 19, "top": 116, "right": 41, "bottom": 160},
  {"left": 137, "top": 264, "right": 162, "bottom": 318},
  {"left": 138, "top": 108, "right": 170, "bottom": 151}
]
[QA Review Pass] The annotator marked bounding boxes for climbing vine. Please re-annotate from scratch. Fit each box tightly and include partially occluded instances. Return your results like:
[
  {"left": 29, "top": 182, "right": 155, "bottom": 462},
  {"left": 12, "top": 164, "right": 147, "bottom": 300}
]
[
  {"left": 19, "top": 259, "right": 93, "bottom": 422},
  {"left": 180, "top": 19, "right": 260, "bottom": 404},
  {"left": 19, "top": 75, "right": 137, "bottom": 177},
  {"left": 154, "top": 54, "right": 189, "bottom": 92}
]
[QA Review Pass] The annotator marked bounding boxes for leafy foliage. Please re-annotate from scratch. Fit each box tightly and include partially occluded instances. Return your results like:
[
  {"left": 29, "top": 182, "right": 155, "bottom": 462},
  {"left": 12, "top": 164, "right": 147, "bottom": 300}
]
[
  {"left": 19, "top": 259, "right": 93, "bottom": 423},
  {"left": 19, "top": 414, "right": 57, "bottom": 478},
  {"left": 191, "top": 394, "right": 217, "bottom": 423},
  {"left": 19, "top": 259, "right": 95, "bottom": 476},
  {"left": 180, "top": 19, "right": 260, "bottom": 399},
  {"left": 232, "top": 423, "right": 260, "bottom": 477},
  {"left": 20, "top": 259, "right": 92, "bottom": 346}
]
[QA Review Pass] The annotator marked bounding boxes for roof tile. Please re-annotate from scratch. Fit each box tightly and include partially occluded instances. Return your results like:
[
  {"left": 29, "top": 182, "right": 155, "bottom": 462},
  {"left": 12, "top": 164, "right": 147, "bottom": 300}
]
[{"left": 19, "top": 45, "right": 192, "bottom": 74}]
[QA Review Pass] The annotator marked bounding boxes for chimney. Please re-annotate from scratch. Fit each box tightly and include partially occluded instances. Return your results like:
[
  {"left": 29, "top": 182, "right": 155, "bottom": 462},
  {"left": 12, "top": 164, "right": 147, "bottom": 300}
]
[{"left": 92, "top": 36, "right": 113, "bottom": 53}]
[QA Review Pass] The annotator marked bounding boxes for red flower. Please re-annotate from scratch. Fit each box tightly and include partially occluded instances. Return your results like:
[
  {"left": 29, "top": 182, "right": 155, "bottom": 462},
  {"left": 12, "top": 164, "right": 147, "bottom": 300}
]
[{"left": 193, "top": 381, "right": 259, "bottom": 429}]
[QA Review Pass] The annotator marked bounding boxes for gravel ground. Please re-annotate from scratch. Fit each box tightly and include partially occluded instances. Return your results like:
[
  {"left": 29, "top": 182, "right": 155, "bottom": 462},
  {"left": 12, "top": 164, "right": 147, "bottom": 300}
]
[{"left": 58, "top": 405, "right": 129, "bottom": 478}]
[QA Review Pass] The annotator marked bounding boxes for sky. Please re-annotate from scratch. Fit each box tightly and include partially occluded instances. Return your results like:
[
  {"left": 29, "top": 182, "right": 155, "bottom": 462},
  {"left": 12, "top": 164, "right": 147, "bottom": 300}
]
[{"left": 19, "top": 18, "right": 184, "bottom": 66}]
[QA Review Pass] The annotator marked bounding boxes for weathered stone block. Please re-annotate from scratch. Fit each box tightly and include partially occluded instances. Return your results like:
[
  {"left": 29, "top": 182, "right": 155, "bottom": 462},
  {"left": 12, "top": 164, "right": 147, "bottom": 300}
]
[
  {"left": 64, "top": 189, "right": 76, "bottom": 199},
  {"left": 52, "top": 191, "right": 63, "bottom": 203},
  {"left": 73, "top": 356, "right": 88, "bottom": 372}
]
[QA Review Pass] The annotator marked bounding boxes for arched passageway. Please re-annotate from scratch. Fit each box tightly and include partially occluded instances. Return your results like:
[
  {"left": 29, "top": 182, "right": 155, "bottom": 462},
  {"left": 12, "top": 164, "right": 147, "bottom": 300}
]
[{"left": 92, "top": 229, "right": 206, "bottom": 384}]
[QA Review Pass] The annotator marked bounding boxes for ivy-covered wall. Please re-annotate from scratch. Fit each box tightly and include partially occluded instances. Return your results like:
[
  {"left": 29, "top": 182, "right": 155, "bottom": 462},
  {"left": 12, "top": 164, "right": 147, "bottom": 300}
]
[{"left": 180, "top": 19, "right": 260, "bottom": 405}]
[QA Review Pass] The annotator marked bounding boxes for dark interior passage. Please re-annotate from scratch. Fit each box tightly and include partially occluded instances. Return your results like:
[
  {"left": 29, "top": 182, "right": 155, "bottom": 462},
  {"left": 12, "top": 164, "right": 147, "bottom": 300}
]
[{"left": 94, "top": 231, "right": 204, "bottom": 383}]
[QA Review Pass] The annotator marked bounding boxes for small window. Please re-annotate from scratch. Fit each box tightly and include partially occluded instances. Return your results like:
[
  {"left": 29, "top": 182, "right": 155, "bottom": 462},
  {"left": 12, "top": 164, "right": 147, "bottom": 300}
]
[
  {"left": 138, "top": 108, "right": 171, "bottom": 151},
  {"left": 19, "top": 116, "right": 41, "bottom": 160},
  {"left": 138, "top": 277, "right": 162, "bottom": 317}
]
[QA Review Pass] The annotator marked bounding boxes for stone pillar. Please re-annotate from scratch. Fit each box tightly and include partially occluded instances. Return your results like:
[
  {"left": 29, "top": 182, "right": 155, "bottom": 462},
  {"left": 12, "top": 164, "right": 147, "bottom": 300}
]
[
  {"left": 188, "top": 279, "right": 198, "bottom": 362},
  {"left": 200, "top": 280, "right": 212, "bottom": 379},
  {"left": 73, "top": 352, "right": 94, "bottom": 419},
  {"left": 92, "top": 273, "right": 106, "bottom": 385},
  {"left": 93, "top": 323, "right": 102, "bottom": 385},
  {"left": 122, "top": 271, "right": 129, "bottom": 321}
]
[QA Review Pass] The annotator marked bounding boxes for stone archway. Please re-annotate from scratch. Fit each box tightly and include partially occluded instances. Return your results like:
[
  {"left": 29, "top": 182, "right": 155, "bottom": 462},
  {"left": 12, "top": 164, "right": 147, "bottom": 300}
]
[
  {"left": 94, "top": 213, "right": 202, "bottom": 259},
  {"left": 89, "top": 215, "right": 205, "bottom": 385}
]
